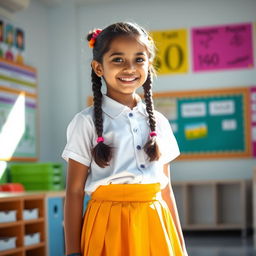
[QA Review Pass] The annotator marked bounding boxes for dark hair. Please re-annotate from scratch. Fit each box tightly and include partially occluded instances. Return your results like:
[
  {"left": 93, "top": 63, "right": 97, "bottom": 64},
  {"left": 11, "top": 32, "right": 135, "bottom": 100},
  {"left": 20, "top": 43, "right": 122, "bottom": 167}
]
[{"left": 87, "top": 22, "right": 161, "bottom": 168}]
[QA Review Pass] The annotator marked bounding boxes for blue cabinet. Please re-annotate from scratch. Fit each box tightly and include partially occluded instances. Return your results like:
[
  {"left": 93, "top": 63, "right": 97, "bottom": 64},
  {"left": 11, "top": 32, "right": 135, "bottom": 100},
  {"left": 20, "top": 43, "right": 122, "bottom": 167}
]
[
  {"left": 83, "top": 194, "right": 91, "bottom": 215},
  {"left": 47, "top": 197, "right": 65, "bottom": 256},
  {"left": 45, "top": 193, "right": 90, "bottom": 256}
]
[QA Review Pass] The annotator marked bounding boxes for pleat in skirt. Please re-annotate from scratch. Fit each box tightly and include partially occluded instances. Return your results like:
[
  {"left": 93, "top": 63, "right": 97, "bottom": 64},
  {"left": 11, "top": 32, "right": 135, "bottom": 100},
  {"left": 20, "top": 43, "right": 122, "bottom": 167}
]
[{"left": 80, "top": 183, "right": 183, "bottom": 256}]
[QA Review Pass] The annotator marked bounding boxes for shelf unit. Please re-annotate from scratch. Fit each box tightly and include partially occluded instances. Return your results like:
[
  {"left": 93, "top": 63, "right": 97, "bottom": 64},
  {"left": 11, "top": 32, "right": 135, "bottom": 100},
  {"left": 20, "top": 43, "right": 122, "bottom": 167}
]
[
  {"left": 0, "top": 193, "right": 46, "bottom": 256},
  {"left": 172, "top": 179, "right": 252, "bottom": 237}
]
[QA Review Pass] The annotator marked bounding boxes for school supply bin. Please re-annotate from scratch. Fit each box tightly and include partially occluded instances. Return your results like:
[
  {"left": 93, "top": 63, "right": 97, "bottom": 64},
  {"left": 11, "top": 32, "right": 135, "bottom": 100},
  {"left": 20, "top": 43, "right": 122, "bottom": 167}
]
[
  {"left": 0, "top": 210, "right": 17, "bottom": 223},
  {"left": 0, "top": 237, "right": 17, "bottom": 251},
  {"left": 9, "top": 162, "right": 64, "bottom": 191},
  {"left": 0, "top": 183, "right": 25, "bottom": 192}
]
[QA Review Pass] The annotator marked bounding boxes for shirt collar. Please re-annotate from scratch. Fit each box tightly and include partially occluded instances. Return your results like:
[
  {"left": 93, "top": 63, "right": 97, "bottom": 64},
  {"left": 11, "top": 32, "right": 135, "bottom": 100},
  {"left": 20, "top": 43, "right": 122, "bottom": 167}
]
[{"left": 102, "top": 93, "right": 148, "bottom": 119}]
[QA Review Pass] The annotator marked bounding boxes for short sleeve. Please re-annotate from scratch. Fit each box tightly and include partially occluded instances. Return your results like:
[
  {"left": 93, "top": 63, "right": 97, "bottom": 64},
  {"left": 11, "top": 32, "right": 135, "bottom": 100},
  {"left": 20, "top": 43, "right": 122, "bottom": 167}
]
[
  {"left": 61, "top": 113, "right": 93, "bottom": 167},
  {"left": 157, "top": 112, "right": 180, "bottom": 164}
]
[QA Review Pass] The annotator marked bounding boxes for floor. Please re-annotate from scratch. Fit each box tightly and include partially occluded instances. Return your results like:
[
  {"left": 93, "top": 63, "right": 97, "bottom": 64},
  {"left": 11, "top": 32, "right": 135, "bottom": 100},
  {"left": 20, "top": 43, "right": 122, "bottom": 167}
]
[{"left": 184, "top": 230, "right": 256, "bottom": 256}]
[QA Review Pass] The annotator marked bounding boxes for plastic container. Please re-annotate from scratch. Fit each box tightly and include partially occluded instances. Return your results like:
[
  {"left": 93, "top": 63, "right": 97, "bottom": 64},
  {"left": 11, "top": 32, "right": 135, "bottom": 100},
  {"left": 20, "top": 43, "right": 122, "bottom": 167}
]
[
  {"left": 0, "top": 183, "right": 24, "bottom": 192},
  {"left": 0, "top": 237, "right": 17, "bottom": 251},
  {"left": 23, "top": 208, "right": 39, "bottom": 220},
  {"left": 24, "top": 232, "right": 40, "bottom": 246},
  {"left": 9, "top": 162, "right": 64, "bottom": 191},
  {"left": 0, "top": 210, "right": 17, "bottom": 223}
]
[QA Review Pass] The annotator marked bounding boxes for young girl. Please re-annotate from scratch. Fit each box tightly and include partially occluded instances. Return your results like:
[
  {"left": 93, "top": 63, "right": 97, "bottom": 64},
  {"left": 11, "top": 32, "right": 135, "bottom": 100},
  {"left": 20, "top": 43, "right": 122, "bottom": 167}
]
[{"left": 62, "top": 21, "right": 188, "bottom": 256}]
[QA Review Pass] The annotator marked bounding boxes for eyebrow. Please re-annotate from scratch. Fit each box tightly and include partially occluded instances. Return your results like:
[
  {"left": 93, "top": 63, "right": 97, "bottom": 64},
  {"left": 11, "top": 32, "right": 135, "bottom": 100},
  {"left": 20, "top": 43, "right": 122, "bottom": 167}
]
[{"left": 109, "top": 52, "right": 146, "bottom": 57}]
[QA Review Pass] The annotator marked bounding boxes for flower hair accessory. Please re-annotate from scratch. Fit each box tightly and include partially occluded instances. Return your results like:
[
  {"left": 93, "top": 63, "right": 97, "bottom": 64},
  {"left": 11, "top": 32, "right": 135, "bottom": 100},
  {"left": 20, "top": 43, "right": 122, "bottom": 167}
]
[
  {"left": 149, "top": 131, "right": 157, "bottom": 137},
  {"left": 88, "top": 29, "right": 102, "bottom": 48},
  {"left": 96, "top": 136, "right": 104, "bottom": 143}
]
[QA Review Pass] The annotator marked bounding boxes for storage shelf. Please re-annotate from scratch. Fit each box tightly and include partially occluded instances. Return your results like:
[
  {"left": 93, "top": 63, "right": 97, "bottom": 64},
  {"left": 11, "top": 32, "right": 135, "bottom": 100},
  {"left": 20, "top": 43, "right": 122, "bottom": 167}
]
[
  {"left": 24, "top": 217, "right": 44, "bottom": 225},
  {"left": 182, "top": 224, "right": 245, "bottom": 230},
  {"left": 0, "top": 193, "right": 46, "bottom": 256},
  {"left": 0, "top": 220, "right": 23, "bottom": 228},
  {"left": 25, "top": 241, "right": 45, "bottom": 251},
  {"left": 0, "top": 247, "right": 23, "bottom": 256},
  {"left": 172, "top": 179, "right": 252, "bottom": 236}
]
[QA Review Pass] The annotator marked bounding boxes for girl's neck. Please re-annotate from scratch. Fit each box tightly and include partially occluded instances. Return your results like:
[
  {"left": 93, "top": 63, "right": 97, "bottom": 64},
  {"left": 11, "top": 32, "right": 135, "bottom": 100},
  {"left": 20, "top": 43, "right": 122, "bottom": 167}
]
[{"left": 106, "top": 92, "right": 138, "bottom": 110}]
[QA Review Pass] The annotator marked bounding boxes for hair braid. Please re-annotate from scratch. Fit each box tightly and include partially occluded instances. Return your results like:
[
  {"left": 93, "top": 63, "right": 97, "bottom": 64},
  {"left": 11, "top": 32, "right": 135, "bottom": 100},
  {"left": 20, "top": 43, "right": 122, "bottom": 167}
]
[
  {"left": 91, "top": 69, "right": 113, "bottom": 167},
  {"left": 142, "top": 71, "right": 162, "bottom": 161}
]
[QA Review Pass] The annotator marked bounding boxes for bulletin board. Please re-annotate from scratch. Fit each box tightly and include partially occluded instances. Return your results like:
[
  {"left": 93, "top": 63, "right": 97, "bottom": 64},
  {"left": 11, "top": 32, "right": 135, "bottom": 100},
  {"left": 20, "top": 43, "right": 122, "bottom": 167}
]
[
  {"left": 152, "top": 87, "right": 251, "bottom": 160},
  {"left": 0, "top": 58, "right": 38, "bottom": 161}
]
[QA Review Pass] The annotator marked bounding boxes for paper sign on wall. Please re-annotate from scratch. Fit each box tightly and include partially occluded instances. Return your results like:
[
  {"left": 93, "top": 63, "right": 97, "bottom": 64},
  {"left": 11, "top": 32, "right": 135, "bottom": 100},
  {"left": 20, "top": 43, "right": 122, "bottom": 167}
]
[
  {"left": 150, "top": 29, "right": 189, "bottom": 75},
  {"left": 192, "top": 23, "right": 254, "bottom": 72}
]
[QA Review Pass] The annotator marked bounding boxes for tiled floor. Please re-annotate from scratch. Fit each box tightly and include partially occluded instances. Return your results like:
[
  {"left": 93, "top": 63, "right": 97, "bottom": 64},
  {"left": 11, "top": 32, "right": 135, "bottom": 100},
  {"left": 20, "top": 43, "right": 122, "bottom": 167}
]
[{"left": 184, "top": 230, "right": 256, "bottom": 256}]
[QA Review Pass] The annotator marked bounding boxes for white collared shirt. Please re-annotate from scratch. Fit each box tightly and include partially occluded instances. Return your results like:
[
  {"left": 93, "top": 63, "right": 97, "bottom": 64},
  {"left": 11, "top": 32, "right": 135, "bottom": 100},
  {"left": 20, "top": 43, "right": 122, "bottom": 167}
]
[{"left": 61, "top": 93, "right": 180, "bottom": 195}]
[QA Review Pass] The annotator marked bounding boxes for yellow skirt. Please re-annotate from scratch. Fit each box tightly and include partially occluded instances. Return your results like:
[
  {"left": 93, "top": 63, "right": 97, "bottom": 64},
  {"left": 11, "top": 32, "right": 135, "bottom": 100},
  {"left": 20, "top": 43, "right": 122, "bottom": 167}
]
[{"left": 80, "top": 183, "right": 183, "bottom": 256}]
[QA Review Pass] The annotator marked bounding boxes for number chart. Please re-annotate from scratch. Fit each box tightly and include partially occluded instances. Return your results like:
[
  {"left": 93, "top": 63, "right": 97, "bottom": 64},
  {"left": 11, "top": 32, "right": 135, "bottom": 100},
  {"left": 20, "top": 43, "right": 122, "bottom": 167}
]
[
  {"left": 192, "top": 23, "right": 254, "bottom": 72},
  {"left": 150, "top": 29, "right": 189, "bottom": 75}
]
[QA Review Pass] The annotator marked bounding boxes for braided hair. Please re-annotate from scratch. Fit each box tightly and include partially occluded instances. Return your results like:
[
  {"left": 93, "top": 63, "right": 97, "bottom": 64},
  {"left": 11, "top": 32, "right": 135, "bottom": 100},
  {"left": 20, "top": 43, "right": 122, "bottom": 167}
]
[{"left": 86, "top": 22, "right": 161, "bottom": 168}]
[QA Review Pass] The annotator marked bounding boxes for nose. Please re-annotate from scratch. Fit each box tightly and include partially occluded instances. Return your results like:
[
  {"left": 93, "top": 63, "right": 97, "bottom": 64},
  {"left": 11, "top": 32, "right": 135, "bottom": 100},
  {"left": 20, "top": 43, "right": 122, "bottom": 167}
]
[{"left": 123, "top": 60, "right": 135, "bottom": 73}]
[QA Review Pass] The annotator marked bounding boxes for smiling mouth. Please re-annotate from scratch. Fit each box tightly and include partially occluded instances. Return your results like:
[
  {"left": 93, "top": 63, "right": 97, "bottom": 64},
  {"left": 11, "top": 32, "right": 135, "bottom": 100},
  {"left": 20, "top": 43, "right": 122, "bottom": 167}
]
[{"left": 118, "top": 77, "right": 139, "bottom": 82}]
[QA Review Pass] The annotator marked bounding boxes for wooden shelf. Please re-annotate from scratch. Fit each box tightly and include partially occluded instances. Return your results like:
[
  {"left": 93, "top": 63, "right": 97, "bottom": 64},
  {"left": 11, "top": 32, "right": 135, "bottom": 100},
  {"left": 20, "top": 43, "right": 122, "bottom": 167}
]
[
  {"left": 24, "top": 217, "right": 44, "bottom": 225},
  {"left": 0, "top": 247, "right": 23, "bottom": 256},
  {"left": 0, "top": 193, "right": 46, "bottom": 256},
  {"left": 0, "top": 220, "right": 23, "bottom": 228},
  {"left": 25, "top": 241, "right": 45, "bottom": 251},
  {"left": 172, "top": 179, "right": 252, "bottom": 237}
]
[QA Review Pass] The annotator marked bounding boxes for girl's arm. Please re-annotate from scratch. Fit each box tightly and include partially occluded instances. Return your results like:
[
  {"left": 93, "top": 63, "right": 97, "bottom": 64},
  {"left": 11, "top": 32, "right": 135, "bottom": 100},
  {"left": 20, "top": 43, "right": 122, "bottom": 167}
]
[
  {"left": 161, "top": 163, "right": 188, "bottom": 256},
  {"left": 64, "top": 158, "right": 89, "bottom": 255}
]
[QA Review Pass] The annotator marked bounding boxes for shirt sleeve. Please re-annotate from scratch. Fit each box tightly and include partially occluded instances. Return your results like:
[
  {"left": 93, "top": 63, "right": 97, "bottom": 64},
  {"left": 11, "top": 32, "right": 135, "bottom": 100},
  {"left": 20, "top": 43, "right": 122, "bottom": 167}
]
[
  {"left": 61, "top": 113, "right": 93, "bottom": 167},
  {"left": 157, "top": 112, "right": 180, "bottom": 164}
]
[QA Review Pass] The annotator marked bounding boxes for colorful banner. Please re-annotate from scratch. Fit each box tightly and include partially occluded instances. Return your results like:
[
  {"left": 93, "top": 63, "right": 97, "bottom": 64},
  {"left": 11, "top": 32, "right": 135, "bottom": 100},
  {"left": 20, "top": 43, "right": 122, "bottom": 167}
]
[
  {"left": 0, "top": 58, "right": 36, "bottom": 94},
  {"left": 192, "top": 23, "right": 254, "bottom": 72},
  {"left": 150, "top": 29, "right": 189, "bottom": 75}
]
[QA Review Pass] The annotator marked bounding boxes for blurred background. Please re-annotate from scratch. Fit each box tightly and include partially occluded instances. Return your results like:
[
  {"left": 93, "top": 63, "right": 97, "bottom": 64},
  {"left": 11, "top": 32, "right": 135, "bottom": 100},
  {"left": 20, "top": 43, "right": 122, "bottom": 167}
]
[{"left": 0, "top": 0, "right": 256, "bottom": 255}]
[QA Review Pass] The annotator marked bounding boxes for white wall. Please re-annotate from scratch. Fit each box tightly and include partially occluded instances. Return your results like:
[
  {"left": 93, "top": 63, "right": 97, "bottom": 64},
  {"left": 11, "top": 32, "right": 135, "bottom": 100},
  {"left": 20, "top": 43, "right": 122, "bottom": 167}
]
[
  {"left": 9, "top": 0, "right": 256, "bottom": 181},
  {"left": 13, "top": 0, "right": 51, "bottom": 161}
]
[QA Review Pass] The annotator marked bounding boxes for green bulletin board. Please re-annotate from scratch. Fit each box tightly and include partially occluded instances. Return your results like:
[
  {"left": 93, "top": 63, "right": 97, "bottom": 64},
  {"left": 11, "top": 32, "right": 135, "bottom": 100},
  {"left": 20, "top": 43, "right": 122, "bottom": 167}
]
[{"left": 153, "top": 87, "right": 251, "bottom": 160}]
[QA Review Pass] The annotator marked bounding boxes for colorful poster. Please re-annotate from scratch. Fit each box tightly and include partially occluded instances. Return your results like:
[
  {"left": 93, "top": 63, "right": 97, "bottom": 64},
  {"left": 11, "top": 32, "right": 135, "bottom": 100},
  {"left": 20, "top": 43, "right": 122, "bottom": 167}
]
[
  {"left": 0, "top": 87, "right": 37, "bottom": 161},
  {"left": 192, "top": 23, "right": 254, "bottom": 71},
  {"left": 0, "top": 58, "right": 36, "bottom": 94},
  {"left": 150, "top": 29, "right": 189, "bottom": 75}
]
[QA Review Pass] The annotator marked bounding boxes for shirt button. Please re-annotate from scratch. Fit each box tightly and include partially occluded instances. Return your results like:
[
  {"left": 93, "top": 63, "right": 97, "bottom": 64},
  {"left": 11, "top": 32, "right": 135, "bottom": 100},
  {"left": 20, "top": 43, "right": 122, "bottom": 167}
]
[
  {"left": 133, "top": 128, "right": 138, "bottom": 133},
  {"left": 140, "top": 164, "right": 145, "bottom": 168},
  {"left": 136, "top": 145, "right": 141, "bottom": 150},
  {"left": 129, "top": 113, "right": 133, "bottom": 117}
]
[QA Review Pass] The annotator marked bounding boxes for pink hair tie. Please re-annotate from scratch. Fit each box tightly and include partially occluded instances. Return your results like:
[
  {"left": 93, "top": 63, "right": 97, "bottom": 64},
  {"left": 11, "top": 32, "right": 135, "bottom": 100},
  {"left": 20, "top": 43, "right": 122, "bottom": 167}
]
[
  {"left": 96, "top": 136, "right": 104, "bottom": 143},
  {"left": 92, "top": 29, "right": 102, "bottom": 39},
  {"left": 149, "top": 131, "right": 157, "bottom": 137}
]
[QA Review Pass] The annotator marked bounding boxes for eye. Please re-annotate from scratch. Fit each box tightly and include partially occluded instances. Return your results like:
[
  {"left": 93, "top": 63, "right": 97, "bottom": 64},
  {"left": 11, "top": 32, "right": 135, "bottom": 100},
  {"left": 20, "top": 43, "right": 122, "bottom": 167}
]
[
  {"left": 136, "top": 57, "right": 145, "bottom": 63},
  {"left": 112, "top": 57, "right": 123, "bottom": 63}
]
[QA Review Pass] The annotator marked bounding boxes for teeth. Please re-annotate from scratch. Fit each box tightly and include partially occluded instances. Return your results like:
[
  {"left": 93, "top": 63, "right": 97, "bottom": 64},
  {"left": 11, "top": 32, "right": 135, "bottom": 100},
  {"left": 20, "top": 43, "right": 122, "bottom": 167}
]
[{"left": 119, "top": 77, "right": 137, "bottom": 81}]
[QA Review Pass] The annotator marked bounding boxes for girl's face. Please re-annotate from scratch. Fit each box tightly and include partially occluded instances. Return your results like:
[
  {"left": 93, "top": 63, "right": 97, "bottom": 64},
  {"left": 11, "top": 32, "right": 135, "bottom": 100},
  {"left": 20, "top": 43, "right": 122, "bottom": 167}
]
[{"left": 92, "top": 35, "right": 151, "bottom": 99}]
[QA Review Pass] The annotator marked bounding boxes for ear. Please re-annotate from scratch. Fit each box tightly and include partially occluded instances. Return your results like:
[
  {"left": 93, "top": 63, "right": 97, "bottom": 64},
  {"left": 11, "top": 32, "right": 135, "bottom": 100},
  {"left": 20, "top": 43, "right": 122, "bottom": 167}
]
[{"left": 91, "top": 60, "right": 103, "bottom": 77}]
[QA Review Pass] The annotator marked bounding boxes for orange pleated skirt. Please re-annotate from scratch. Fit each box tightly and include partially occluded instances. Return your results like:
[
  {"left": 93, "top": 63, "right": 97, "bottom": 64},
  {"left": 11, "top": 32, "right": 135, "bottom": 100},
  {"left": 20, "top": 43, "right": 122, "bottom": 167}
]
[{"left": 80, "top": 183, "right": 183, "bottom": 256}]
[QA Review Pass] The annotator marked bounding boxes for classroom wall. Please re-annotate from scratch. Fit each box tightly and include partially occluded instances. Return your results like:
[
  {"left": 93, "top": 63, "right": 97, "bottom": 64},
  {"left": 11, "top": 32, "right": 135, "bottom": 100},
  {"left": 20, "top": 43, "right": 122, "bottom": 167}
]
[
  {"left": 12, "top": 0, "right": 51, "bottom": 161},
  {"left": 8, "top": 0, "right": 256, "bottom": 181}
]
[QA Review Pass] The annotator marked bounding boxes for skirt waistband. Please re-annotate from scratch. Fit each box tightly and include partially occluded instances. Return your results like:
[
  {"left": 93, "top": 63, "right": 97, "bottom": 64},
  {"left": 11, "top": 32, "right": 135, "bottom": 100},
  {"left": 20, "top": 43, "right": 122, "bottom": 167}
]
[{"left": 91, "top": 183, "right": 162, "bottom": 202}]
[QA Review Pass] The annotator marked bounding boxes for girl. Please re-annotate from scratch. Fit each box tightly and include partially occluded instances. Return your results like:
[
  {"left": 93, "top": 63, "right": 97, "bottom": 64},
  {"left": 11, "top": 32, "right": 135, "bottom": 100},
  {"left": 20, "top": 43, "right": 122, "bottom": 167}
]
[{"left": 62, "top": 22, "right": 188, "bottom": 256}]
